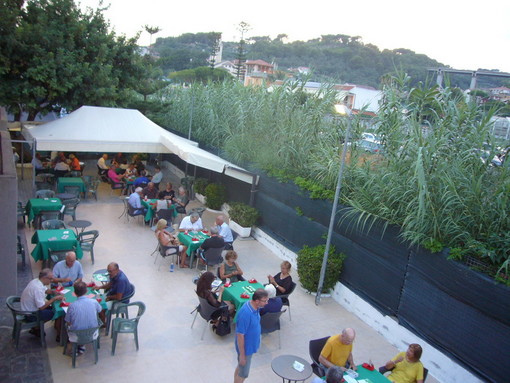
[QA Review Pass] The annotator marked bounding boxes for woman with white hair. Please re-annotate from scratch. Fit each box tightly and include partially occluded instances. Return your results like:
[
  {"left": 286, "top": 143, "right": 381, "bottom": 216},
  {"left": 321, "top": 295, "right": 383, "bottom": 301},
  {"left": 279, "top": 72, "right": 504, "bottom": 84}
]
[
  {"left": 259, "top": 284, "right": 283, "bottom": 316},
  {"left": 155, "top": 219, "right": 189, "bottom": 268}
]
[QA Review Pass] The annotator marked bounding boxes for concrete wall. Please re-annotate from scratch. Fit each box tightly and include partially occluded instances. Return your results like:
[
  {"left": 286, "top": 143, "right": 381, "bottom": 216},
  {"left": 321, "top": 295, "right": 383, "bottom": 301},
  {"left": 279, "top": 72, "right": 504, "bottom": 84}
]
[{"left": 0, "top": 122, "right": 18, "bottom": 296}]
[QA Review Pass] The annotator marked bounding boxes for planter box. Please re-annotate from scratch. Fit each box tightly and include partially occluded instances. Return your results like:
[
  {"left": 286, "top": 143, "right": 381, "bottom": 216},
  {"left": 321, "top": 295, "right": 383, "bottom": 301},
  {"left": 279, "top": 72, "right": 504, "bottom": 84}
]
[
  {"left": 229, "top": 220, "right": 251, "bottom": 238},
  {"left": 195, "top": 193, "right": 206, "bottom": 204}
]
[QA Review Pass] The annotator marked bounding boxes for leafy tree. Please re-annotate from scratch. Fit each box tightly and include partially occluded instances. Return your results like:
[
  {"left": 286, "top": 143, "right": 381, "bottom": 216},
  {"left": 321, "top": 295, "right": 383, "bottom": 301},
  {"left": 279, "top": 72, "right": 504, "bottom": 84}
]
[
  {"left": 208, "top": 32, "right": 222, "bottom": 69},
  {"left": 132, "top": 55, "right": 167, "bottom": 101},
  {"left": 168, "top": 66, "right": 231, "bottom": 84},
  {"left": 144, "top": 25, "right": 161, "bottom": 47},
  {"left": 0, "top": 0, "right": 140, "bottom": 120}
]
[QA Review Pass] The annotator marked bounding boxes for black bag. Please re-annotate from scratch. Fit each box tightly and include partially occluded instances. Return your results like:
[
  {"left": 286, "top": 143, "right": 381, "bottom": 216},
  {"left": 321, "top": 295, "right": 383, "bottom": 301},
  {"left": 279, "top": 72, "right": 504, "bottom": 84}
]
[{"left": 215, "top": 311, "right": 231, "bottom": 336}]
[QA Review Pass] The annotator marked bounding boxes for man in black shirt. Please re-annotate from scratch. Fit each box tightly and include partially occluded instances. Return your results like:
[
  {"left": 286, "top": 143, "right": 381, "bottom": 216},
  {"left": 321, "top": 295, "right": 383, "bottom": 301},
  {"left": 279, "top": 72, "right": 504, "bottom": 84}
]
[{"left": 200, "top": 226, "right": 225, "bottom": 251}]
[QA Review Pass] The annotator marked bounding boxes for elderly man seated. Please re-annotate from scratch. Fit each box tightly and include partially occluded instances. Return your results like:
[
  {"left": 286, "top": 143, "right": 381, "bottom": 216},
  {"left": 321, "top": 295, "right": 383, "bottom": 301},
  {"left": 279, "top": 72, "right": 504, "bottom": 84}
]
[
  {"left": 65, "top": 281, "right": 102, "bottom": 354},
  {"left": 216, "top": 214, "right": 234, "bottom": 249},
  {"left": 142, "top": 182, "right": 158, "bottom": 199},
  {"left": 128, "top": 187, "right": 147, "bottom": 215},
  {"left": 52, "top": 251, "right": 83, "bottom": 288},
  {"left": 179, "top": 211, "right": 203, "bottom": 232},
  {"left": 319, "top": 328, "right": 357, "bottom": 373},
  {"left": 20, "top": 268, "right": 64, "bottom": 340}
]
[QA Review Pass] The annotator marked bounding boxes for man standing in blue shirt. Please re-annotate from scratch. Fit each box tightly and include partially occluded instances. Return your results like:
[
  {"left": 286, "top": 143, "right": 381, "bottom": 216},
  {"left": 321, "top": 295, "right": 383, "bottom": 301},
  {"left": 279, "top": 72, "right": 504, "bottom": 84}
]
[{"left": 234, "top": 288, "right": 268, "bottom": 383}]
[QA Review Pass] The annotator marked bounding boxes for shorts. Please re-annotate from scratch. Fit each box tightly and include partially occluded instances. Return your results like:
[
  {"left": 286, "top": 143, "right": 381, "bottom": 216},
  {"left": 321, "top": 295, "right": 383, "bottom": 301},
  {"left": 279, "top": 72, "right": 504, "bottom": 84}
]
[{"left": 237, "top": 353, "right": 253, "bottom": 378}]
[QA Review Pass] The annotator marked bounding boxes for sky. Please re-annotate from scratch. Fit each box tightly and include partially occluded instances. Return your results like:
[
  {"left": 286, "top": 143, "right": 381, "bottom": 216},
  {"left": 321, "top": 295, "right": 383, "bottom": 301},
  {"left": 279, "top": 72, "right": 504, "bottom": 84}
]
[{"left": 78, "top": 0, "right": 510, "bottom": 73}]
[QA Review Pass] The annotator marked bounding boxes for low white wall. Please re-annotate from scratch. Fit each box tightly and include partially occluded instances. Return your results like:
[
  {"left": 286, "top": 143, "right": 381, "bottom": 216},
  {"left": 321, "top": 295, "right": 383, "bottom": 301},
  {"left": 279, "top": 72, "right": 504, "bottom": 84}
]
[
  {"left": 254, "top": 227, "right": 483, "bottom": 383},
  {"left": 161, "top": 160, "right": 185, "bottom": 181}
]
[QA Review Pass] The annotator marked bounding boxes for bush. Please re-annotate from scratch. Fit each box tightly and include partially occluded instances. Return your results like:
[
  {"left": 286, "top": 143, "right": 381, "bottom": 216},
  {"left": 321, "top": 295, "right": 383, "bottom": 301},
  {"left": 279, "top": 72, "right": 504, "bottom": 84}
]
[
  {"left": 297, "top": 244, "right": 345, "bottom": 292},
  {"left": 228, "top": 202, "right": 259, "bottom": 227},
  {"left": 204, "top": 183, "right": 227, "bottom": 210},
  {"left": 194, "top": 178, "right": 209, "bottom": 195}
]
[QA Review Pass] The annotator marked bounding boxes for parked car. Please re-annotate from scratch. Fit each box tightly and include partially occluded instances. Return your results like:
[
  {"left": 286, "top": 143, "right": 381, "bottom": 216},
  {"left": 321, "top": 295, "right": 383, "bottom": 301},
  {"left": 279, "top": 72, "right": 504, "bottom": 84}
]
[{"left": 357, "top": 139, "right": 384, "bottom": 154}]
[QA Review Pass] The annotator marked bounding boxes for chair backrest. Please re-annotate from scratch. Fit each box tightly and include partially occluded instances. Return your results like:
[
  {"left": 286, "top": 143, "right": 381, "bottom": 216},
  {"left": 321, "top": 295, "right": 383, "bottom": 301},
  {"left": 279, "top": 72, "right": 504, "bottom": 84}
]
[
  {"left": 41, "top": 219, "right": 67, "bottom": 230},
  {"left": 90, "top": 180, "right": 100, "bottom": 191},
  {"left": 6, "top": 296, "right": 41, "bottom": 320},
  {"left": 64, "top": 185, "right": 81, "bottom": 197},
  {"left": 156, "top": 208, "right": 175, "bottom": 222},
  {"left": 231, "top": 230, "right": 239, "bottom": 242},
  {"left": 68, "top": 325, "right": 101, "bottom": 344},
  {"left": 69, "top": 171, "right": 81, "bottom": 177},
  {"left": 121, "top": 283, "right": 135, "bottom": 303},
  {"left": 260, "top": 310, "right": 284, "bottom": 334},
  {"left": 112, "top": 302, "right": 146, "bottom": 333},
  {"left": 78, "top": 230, "right": 99, "bottom": 245},
  {"left": 280, "top": 281, "right": 297, "bottom": 304},
  {"left": 196, "top": 295, "right": 220, "bottom": 321},
  {"left": 309, "top": 336, "right": 330, "bottom": 366},
  {"left": 127, "top": 202, "right": 140, "bottom": 217},
  {"left": 36, "top": 189, "right": 55, "bottom": 198},
  {"left": 159, "top": 243, "right": 178, "bottom": 257},
  {"left": 63, "top": 198, "right": 80, "bottom": 214},
  {"left": 50, "top": 247, "right": 75, "bottom": 264},
  {"left": 423, "top": 367, "right": 428, "bottom": 382},
  {"left": 203, "top": 247, "right": 224, "bottom": 266}
]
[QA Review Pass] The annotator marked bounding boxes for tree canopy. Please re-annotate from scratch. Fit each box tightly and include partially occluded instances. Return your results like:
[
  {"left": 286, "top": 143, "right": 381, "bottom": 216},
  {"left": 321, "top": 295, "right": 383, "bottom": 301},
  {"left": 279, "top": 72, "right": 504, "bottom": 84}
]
[{"left": 0, "top": 0, "right": 141, "bottom": 120}]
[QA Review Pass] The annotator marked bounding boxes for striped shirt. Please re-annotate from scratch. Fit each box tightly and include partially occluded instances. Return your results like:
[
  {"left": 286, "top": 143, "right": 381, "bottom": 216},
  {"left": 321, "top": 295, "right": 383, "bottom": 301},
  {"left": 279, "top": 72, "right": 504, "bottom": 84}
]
[{"left": 65, "top": 296, "right": 101, "bottom": 331}]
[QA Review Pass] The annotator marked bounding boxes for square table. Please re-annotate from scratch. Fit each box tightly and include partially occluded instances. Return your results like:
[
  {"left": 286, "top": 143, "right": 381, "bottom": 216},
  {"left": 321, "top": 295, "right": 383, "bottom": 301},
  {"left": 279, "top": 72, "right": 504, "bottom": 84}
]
[
  {"left": 56, "top": 177, "right": 86, "bottom": 194},
  {"left": 31, "top": 229, "right": 83, "bottom": 263},
  {"left": 25, "top": 198, "right": 63, "bottom": 223},
  {"left": 141, "top": 199, "right": 178, "bottom": 223},
  {"left": 347, "top": 365, "right": 391, "bottom": 383},
  {"left": 222, "top": 280, "right": 265, "bottom": 321},
  {"left": 177, "top": 230, "right": 210, "bottom": 266}
]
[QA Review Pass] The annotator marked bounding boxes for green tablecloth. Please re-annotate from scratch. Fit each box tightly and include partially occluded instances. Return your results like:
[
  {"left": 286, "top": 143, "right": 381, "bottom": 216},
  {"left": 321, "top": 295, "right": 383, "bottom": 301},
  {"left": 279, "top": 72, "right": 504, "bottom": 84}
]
[
  {"left": 52, "top": 286, "right": 107, "bottom": 320},
  {"left": 141, "top": 199, "right": 178, "bottom": 223},
  {"left": 345, "top": 366, "right": 391, "bottom": 383},
  {"left": 25, "top": 198, "right": 63, "bottom": 222},
  {"left": 57, "top": 177, "right": 86, "bottom": 193},
  {"left": 31, "top": 229, "right": 83, "bottom": 262},
  {"left": 222, "top": 280, "right": 264, "bottom": 321},
  {"left": 177, "top": 231, "right": 210, "bottom": 256}
]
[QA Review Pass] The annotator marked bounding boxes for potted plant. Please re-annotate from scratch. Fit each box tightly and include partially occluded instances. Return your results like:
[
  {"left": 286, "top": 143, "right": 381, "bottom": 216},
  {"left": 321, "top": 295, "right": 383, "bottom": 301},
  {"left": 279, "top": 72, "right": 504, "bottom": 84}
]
[
  {"left": 193, "top": 178, "right": 209, "bottom": 204},
  {"left": 297, "top": 244, "right": 345, "bottom": 294},
  {"left": 204, "top": 183, "right": 227, "bottom": 212},
  {"left": 228, "top": 202, "right": 259, "bottom": 238}
]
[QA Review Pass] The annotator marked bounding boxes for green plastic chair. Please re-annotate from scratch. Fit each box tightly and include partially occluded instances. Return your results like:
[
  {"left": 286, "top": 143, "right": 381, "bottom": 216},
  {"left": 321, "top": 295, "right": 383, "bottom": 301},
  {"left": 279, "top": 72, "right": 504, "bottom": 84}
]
[
  {"left": 63, "top": 323, "right": 102, "bottom": 368},
  {"left": 111, "top": 301, "right": 146, "bottom": 355},
  {"left": 6, "top": 296, "right": 47, "bottom": 348},
  {"left": 78, "top": 230, "right": 99, "bottom": 264}
]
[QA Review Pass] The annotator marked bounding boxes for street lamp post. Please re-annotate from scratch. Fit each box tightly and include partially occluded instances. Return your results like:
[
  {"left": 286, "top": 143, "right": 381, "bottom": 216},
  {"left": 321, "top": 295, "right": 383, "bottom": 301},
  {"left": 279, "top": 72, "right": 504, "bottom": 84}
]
[{"left": 315, "top": 104, "right": 353, "bottom": 305}]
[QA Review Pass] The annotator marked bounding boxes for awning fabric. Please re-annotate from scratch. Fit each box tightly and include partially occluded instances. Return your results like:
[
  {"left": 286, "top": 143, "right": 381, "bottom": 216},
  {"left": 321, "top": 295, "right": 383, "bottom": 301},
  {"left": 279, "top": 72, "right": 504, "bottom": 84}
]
[{"left": 23, "top": 106, "right": 252, "bottom": 183}]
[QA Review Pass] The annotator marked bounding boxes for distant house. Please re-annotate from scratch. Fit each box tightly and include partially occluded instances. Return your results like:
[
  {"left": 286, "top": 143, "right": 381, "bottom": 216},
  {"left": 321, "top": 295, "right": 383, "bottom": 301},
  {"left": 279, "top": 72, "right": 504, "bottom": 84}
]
[
  {"left": 215, "top": 60, "right": 236, "bottom": 76},
  {"left": 269, "top": 81, "right": 381, "bottom": 114},
  {"left": 487, "top": 87, "right": 510, "bottom": 103},
  {"left": 245, "top": 60, "right": 274, "bottom": 75}
]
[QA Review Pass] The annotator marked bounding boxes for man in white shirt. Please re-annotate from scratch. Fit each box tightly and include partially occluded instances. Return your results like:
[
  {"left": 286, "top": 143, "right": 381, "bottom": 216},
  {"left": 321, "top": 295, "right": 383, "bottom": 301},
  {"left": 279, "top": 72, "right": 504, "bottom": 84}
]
[
  {"left": 216, "top": 214, "right": 234, "bottom": 249},
  {"left": 179, "top": 212, "right": 203, "bottom": 231},
  {"left": 20, "top": 268, "right": 64, "bottom": 338},
  {"left": 97, "top": 154, "right": 109, "bottom": 170}
]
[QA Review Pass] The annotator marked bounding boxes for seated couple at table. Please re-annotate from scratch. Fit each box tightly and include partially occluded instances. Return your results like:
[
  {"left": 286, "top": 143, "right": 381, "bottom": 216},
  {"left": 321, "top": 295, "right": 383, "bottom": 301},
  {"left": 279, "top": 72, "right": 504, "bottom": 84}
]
[
  {"left": 196, "top": 271, "right": 235, "bottom": 325},
  {"left": 155, "top": 219, "right": 189, "bottom": 268}
]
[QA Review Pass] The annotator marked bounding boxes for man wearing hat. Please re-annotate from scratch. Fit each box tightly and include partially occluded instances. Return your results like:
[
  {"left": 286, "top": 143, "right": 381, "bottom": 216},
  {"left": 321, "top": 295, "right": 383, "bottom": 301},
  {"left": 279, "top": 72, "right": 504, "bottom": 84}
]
[{"left": 128, "top": 187, "right": 147, "bottom": 215}]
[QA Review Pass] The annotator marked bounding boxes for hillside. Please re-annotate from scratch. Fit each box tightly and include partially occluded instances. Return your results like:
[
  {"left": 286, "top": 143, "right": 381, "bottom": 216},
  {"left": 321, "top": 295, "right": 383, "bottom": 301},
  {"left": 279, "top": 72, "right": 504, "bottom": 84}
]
[{"left": 153, "top": 33, "right": 505, "bottom": 89}]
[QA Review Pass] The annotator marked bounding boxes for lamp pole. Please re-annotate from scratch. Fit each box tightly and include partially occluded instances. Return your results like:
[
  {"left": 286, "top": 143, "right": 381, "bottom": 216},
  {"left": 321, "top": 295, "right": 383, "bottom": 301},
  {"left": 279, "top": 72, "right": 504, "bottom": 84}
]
[{"left": 315, "top": 104, "right": 352, "bottom": 305}]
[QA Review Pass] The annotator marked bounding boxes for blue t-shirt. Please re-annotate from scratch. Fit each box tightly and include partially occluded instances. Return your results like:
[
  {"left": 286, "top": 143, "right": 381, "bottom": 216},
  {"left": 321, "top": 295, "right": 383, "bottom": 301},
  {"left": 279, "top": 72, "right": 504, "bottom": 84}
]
[
  {"left": 108, "top": 271, "right": 133, "bottom": 301},
  {"left": 235, "top": 301, "right": 261, "bottom": 356}
]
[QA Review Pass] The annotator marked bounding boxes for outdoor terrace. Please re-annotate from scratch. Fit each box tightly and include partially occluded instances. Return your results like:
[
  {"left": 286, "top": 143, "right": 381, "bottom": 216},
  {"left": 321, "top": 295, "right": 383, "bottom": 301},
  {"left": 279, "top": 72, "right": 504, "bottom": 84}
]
[{"left": 8, "top": 159, "right": 441, "bottom": 383}]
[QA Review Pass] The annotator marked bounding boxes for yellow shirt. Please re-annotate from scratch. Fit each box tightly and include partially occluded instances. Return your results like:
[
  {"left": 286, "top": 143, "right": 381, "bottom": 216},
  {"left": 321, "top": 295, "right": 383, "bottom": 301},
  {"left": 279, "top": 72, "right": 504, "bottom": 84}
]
[
  {"left": 388, "top": 352, "right": 424, "bottom": 383},
  {"left": 320, "top": 334, "right": 352, "bottom": 367}
]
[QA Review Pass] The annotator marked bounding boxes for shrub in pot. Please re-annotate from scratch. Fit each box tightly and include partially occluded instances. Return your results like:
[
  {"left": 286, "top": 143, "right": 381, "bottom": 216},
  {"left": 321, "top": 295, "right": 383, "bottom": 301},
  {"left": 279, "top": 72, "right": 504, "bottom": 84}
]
[
  {"left": 204, "top": 183, "right": 227, "bottom": 210},
  {"left": 194, "top": 178, "right": 209, "bottom": 195},
  {"left": 297, "top": 244, "right": 345, "bottom": 293},
  {"left": 228, "top": 202, "right": 259, "bottom": 227}
]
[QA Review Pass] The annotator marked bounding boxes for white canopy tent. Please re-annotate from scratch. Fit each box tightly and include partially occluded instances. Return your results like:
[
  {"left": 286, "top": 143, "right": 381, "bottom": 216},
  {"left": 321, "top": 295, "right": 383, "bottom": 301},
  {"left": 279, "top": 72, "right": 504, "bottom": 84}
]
[{"left": 23, "top": 106, "right": 256, "bottom": 184}]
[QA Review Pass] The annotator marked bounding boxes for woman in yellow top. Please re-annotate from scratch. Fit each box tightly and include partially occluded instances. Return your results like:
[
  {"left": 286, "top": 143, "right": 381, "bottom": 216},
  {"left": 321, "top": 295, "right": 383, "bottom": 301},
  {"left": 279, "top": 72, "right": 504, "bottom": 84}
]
[{"left": 385, "top": 344, "right": 424, "bottom": 383}]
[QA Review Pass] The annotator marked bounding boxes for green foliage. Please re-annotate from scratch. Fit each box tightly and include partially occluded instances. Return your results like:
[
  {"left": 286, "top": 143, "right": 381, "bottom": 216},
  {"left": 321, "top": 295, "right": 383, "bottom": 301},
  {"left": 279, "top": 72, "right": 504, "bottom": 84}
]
[
  {"left": 193, "top": 178, "right": 209, "bottom": 195},
  {"left": 168, "top": 66, "right": 232, "bottom": 84},
  {"left": 447, "top": 247, "right": 464, "bottom": 260},
  {"left": 204, "top": 183, "right": 227, "bottom": 210},
  {"left": 423, "top": 239, "right": 444, "bottom": 253},
  {"left": 295, "top": 207, "right": 303, "bottom": 216},
  {"left": 228, "top": 202, "right": 259, "bottom": 227},
  {"left": 294, "top": 177, "right": 335, "bottom": 200},
  {"left": 297, "top": 245, "right": 345, "bottom": 292}
]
